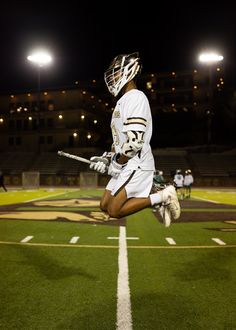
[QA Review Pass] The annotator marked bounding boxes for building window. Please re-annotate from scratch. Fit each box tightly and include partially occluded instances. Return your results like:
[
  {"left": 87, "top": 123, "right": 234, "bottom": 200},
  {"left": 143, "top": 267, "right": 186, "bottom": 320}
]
[
  {"left": 39, "top": 118, "right": 45, "bottom": 128},
  {"left": 23, "top": 119, "right": 29, "bottom": 130},
  {"left": 8, "top": 137, "right": 14, "bottom": 145},
  {"left": 16, "top": 137, "right": 21, "bottom": 145},
  {"left": 47, "top": 136, "right": 53, "bottom": 144},
  {"left": 16, "top": 120, "right": 22, "bottom": 130},
  {"left": 48, "top": 100, "right": 55, "bottom": 110},
  {"left": 47, "top": 118, "right": 54, "bottom": 127},
  {"left": 39, "top": 136, "right": 45, "bottom": 144},
  {"left": 9, "top": 120, "right": 15, "bottom": 129}
]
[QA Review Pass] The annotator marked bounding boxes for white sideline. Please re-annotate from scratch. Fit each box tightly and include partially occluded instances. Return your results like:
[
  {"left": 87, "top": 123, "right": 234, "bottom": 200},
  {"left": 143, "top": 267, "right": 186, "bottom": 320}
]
[
  {"left": 191, "top": 196, "right": 219, "bottom": 204},
  {"left": 116, "top": 226, "right": 132, "bottom": 330},
  {"left": 26, "top": 191, "right": 68, "bottom": 203}
]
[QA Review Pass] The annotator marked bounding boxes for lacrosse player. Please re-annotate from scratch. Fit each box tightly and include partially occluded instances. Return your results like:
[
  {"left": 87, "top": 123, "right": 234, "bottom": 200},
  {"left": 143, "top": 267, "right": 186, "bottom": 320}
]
[
  {"left": 173, "top": 169, "right": 184, "bottom": 200},
  {"left": 89, "top": 52, "right": 180, "bottom": 227},
  {"left": 184, "top": 169, "right": 194, "bottom": 198}
]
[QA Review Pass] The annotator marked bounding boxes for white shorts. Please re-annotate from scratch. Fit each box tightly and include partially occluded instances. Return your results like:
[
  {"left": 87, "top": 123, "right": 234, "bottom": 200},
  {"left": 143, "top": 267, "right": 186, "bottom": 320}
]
[{"left": 106, "top": 167, "right": 154, "bottom": 198}]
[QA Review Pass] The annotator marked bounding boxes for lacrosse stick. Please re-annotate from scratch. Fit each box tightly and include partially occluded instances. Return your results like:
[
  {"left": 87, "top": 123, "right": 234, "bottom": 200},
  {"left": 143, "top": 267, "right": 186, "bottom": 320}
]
[{"left": 57, "top": 150, "right": 91, "bottom": 164}]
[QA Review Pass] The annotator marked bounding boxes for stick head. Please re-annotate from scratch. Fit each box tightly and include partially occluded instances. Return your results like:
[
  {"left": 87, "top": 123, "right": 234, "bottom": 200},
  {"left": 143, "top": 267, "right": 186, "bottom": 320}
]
[{"left": 57, "top": 150, "right": 63, "bottom": 156}]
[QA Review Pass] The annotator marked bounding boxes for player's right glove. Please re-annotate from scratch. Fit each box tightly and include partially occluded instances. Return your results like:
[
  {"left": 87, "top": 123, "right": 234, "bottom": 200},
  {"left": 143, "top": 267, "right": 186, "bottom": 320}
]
[
  {"left": 90, "top": 156, "right": 109, "bottom": 174},
  {"left": 89, "top": 151, "right": 113, "bottom": 174}
]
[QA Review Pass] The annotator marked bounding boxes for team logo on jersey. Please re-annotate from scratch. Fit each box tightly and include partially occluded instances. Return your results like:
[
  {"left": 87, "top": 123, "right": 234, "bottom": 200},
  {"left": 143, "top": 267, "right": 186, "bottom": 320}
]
[
  {"left": 113, "top": 110, "right": 120, "bottom": 118},
  {"left": 111, "top": 123, "right": 120, "bottom": 146}
]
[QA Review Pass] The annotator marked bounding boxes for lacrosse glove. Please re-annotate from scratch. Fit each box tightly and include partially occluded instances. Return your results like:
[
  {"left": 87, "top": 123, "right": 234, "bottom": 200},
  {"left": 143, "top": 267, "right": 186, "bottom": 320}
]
[
  {"left": 89, "top": 151, "right": 113, "bottom": 174},
  {"left": 108, "top": 153, "right": 127, "bottom": 178}
]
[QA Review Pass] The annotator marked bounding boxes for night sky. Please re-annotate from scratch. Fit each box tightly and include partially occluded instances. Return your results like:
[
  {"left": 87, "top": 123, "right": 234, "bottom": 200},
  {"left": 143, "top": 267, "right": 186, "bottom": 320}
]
[{"left": 1, "top": 1, "right": 236, "bottom": 93}]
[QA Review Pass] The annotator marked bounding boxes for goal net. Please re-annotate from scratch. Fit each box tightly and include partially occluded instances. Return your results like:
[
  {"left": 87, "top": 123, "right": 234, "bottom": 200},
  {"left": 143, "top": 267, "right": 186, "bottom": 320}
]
[
  {"left": 80, "top": 172, "right": 98, "bottom": 188},
  {"left": 22, "top": 172, "right": 40, "bottom": 190}
]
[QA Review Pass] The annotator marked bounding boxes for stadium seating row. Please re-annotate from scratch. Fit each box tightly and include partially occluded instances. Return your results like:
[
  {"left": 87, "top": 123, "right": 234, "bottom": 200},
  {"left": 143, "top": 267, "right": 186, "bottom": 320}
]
[{"left": 0, "top": 150, "right": 236, "bottom": 177}]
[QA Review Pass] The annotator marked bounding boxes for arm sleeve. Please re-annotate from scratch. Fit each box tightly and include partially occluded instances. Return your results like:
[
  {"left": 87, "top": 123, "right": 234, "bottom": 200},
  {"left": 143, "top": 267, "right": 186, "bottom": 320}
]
[{"left": 122, "top": 92, "right": 150, "bottom": 133}]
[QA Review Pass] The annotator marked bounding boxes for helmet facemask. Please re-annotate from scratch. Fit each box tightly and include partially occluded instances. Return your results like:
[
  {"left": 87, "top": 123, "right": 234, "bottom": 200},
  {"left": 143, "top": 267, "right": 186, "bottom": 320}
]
[{"left": 104, "top": 52, "right": 141, "bottom": 97}]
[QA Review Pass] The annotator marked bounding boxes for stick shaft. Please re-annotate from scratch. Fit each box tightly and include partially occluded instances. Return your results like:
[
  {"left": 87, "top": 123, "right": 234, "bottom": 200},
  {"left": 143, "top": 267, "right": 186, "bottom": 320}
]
[{"left": 57, "top": 151, "right": 91, "bottom": 164}]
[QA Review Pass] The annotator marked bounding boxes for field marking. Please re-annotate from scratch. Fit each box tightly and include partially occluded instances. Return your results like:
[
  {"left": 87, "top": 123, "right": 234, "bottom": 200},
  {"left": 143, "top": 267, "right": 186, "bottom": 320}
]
[
  {"left": 116, "top": 226, "right": 132, "bottom": 330},
  {"left": 212, "top": 238, "right": 226, "bottom": 245},
  {"left": 0, "top": 241, "right": 236, "bottom": 249},
  {"left": 191, "top": 196, "right": 219, "bottom": 204},
  {"left": 20, "top": 236, "right": 34, "bottom": 243},
  {"left": 0, "top": 241, "right": 118, "bottom": 248},
  {"left": 108, "top": 237, "right": 139, "bottom": 240},
  {"left": 165, "top": 237, "right": 176, "bottom": 245},
  {"left": 69, "top": 236, "right": 80, "bottom": 244},
  {"left": 25, "top": 191, "right": 75, "bottom": 203}
]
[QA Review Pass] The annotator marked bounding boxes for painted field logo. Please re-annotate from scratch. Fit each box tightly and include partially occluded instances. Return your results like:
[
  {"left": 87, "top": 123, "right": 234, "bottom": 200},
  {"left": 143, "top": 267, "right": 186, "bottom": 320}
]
[{"left": 0, "top": 198, "right": 125, "bottom": 226}]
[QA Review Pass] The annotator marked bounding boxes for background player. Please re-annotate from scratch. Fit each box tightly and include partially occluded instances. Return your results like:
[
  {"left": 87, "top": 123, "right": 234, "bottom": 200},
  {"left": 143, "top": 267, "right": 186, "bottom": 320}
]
[
  {"left": 184, "top": 169, "right": 194, "bottom": 198},
  {"left": 89, "top": 52, "right": 180, "bottom": 227},
  {"left": 173, "top": 169, "right": 184, "bottom": 200}
]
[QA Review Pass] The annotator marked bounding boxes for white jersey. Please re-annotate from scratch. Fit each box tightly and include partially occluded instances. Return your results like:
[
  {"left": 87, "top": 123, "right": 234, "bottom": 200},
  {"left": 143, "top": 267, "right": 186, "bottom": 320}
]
[
  {"left": 111, "top": 89, "right": 155, "bottom": 171},
  {"left": 174, "top": 174, "right": 184, "bottom": 187},
  {"left": 184, "top": 174, "right": 194, "bottom": 186}
]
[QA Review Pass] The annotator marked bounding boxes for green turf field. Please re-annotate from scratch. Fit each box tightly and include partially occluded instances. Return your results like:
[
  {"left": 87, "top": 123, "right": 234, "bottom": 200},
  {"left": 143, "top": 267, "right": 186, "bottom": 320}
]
[{"left": 0, "top": 188, "right": 235, "bottom": 329}]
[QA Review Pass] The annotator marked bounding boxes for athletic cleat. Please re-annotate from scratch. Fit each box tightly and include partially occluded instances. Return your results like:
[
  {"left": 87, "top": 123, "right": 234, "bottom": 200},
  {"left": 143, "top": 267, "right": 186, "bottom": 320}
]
[
  {"left": 161, "top": 185, "right": 181, "bottom": 220},
  {"left": 156, "top": 204, "right": 172, "bottom": 227}
]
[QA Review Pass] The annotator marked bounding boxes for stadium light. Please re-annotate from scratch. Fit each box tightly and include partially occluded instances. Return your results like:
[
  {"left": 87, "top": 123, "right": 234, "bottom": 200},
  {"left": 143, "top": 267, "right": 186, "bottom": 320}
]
[
  {"left": 198, "top": 51, "right": 223, "bottom": 145},
  {"left": 27, "top": 49, "right": 53, "bottom": 153},
  {"left": 27, "top": 49, "right": 52, "bottom": 111},
  {"left": 27, "top": 51, "right": 52, "bottom": 67},
  {"left": 198, "top": 52, "right": 223, "bottom": 64}
]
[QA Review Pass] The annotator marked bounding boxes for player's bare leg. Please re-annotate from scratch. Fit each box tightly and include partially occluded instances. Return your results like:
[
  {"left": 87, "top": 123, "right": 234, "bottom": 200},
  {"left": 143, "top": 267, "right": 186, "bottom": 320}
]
[
  {"left": 100, "top": 189, "right": 112, "bottom": 212},
  {"left": 105, "top": 185, "right": 180, "bottom": 227},
  {"left": 107, "top": 187, "right": 150, "bottom": 218}
]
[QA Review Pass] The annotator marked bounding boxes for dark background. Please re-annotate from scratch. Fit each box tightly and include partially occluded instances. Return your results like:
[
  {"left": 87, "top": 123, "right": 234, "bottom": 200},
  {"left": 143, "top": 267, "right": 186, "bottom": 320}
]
[{"left": 1, "top": 1, "right": 236, "bottom": 92}]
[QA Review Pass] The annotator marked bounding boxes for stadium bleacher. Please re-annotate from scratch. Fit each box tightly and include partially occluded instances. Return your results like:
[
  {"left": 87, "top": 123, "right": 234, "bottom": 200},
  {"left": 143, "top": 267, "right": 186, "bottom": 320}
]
[{"left": 0, "top": 146, "right": 235, "bottom": 187}]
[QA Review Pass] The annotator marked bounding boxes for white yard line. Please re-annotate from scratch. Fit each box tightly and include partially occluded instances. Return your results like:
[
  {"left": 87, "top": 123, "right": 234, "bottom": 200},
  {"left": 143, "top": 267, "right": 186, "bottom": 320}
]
[
  {"left": 116, "top": 226, "right": 133, "bottom": 330},
  {"left": 212, "top": 238, "right": 226, "bottom": 245},
  {"left": 20, "top": 236, "right": 34, "bottom": 243},
  {"left": 69, "top": 236, "right": 80, "bottom": 244}
]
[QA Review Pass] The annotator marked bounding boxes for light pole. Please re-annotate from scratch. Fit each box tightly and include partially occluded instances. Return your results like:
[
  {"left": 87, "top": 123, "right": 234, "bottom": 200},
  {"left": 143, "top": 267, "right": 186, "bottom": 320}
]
[
  {"left": 27, "top": 50, "right": 52, "bottom": 152},
  {"left": 198, "top": 52, "right": 223, "bottom": 145}
]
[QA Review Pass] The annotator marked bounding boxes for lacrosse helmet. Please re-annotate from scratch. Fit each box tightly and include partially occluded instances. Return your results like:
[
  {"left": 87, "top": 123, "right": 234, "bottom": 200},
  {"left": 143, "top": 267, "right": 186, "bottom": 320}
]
[{"left": 104, "top": 52, "right": 141, "bottom": 97}]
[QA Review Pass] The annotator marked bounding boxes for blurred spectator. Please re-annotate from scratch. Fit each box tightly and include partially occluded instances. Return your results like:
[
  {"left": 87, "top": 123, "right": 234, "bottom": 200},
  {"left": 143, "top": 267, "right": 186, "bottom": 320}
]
[
  {"left": 0, "top": 170, "right": 7, "bottom": 192},
  {"left": 184, "top": 169, "right": 194, "bottom": 198}
]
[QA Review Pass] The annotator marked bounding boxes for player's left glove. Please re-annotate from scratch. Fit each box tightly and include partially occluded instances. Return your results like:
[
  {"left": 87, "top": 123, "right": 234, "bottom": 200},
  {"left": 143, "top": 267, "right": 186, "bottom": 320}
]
[{"left": 108, "top": 153, "right": 127, "bottom": 178}]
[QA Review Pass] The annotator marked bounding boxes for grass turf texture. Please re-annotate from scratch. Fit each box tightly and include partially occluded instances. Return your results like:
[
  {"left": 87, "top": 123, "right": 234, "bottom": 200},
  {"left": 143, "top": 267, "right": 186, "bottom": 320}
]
[
  {"left": 0, "top": 188, "right": 235, "bottom": 329},
  {"left": 0, "top": 245, "right": 117, "bottom": 329},
  {"left": 129, "top": 247, "right": 236, "bottom": 330}
]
